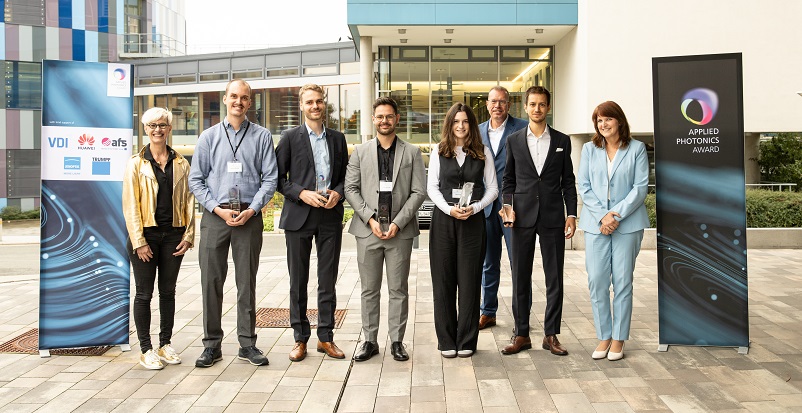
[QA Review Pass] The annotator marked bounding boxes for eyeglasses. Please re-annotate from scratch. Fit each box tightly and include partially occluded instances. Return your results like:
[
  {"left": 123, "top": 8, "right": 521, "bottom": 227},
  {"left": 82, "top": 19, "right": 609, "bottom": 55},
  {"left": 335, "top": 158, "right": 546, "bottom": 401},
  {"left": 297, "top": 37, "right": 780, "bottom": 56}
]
[
  {"left": 374, "top": 115, "right": 396, "bottom": 121},
  {"left": 488, "top": 100, "right": 509, "bottom": 106},
  {"left": 146, "top": 123, "right": 170, "bottom": 129}
]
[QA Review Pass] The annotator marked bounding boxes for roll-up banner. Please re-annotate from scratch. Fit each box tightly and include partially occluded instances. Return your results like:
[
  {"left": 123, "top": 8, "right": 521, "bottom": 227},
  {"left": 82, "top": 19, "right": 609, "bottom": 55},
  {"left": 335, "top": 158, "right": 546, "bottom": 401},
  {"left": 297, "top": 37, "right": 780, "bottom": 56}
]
[
  {"left": 39, "top": 60, "right": 133, "bottom": 353},
  {"left": 652, "top": 53, "right": 749, "bottom": 351}
]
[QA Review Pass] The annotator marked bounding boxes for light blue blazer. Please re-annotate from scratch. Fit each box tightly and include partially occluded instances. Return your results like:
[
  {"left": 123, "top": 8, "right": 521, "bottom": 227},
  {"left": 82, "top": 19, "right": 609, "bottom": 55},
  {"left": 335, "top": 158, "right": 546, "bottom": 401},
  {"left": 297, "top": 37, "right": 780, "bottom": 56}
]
[{"left": 577, "top": 139, "right": 649, "bottom": 234}]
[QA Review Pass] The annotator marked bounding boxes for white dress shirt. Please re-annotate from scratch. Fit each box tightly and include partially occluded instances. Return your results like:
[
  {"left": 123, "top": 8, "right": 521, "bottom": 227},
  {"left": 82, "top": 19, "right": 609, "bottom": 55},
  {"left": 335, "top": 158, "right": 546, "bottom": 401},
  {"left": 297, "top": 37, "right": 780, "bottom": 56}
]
[
  {"left": 487, "top": 118, "right": 508, "bottom": 155},
  {"left": 427, "top": 145, "right": 498, "bottom": 215},
  {"left": 526, "top": 125, "right": 551, "bottom": 174}
]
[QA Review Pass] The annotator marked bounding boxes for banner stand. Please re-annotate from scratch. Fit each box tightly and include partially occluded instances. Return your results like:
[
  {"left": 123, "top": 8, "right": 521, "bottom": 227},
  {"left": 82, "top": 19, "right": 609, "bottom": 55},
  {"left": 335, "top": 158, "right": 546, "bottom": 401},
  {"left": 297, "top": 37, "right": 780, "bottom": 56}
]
[{"left": 657, "top": 344, "right": 749, "bottom": 355}]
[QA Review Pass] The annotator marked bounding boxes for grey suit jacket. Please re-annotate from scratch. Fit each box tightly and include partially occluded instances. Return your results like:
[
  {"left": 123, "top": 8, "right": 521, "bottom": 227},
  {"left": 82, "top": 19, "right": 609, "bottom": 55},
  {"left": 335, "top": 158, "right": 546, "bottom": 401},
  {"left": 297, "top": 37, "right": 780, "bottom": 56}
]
[{"left": 345, "top": 137, "right": 427, "bottom": 240}]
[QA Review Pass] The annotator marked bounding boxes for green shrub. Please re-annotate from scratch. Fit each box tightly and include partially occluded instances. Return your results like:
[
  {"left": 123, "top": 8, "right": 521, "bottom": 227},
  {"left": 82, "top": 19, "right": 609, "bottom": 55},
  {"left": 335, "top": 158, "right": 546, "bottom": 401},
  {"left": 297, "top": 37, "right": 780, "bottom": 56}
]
[
  {"left": 262, "top": 214, "right": 274, "bottom": 232},
  {"left": 745, "top": 189, "right": 802, "bottom": 228},
  {"left": 642, "top": 189, "right": 802, "bottom": 228},
  {"left": 0, "top": 206, "right": 40, "bottom": 221},
  {"left": 342, "top": 209, "right": 354, "bottom": 224},
  {"left": 756, "top": 133, "right": 802, "bottom": 191}
]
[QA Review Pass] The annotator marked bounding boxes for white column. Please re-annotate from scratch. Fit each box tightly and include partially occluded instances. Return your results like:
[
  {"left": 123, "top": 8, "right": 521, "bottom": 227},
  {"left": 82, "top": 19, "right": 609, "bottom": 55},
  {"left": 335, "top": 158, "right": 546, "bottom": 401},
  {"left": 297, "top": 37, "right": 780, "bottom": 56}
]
[
  {"left": 744, "top": 133, "right": 760, "bottom": 184},
  {"left": 359, "top": 36, "right": 374, "bottom": 143}
]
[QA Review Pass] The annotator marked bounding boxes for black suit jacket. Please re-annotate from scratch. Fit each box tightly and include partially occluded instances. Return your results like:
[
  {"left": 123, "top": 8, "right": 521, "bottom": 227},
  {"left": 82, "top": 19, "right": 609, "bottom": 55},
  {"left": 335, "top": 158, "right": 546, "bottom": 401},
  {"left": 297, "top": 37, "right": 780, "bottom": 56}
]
[
  {"left": 276, "top": 125, "right": 349, "bottom": 231},
  {"left": 501, "top": 125, "right": 577, "bottom": 229}
]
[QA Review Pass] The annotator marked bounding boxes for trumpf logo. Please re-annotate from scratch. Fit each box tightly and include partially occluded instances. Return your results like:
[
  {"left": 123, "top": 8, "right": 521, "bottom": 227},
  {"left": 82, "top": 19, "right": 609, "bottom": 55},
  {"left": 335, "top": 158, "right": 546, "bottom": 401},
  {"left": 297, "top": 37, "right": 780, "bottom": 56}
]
[
  {"left": 113, "top": 68, "right": 126, "bottom": 81},
  {"left": 77, "top": 134, "right": 96, "bottom": 150},
  {"left": 681, "top": 88, "right": 718, "bottom": 126}
]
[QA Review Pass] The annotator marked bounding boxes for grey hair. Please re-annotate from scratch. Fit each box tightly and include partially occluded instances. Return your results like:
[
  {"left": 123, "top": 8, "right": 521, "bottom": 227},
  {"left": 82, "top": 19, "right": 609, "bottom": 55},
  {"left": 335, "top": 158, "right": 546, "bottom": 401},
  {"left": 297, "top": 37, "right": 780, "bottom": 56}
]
[{"left": 141, "top": 107, "right": 172, "bottom": 126}]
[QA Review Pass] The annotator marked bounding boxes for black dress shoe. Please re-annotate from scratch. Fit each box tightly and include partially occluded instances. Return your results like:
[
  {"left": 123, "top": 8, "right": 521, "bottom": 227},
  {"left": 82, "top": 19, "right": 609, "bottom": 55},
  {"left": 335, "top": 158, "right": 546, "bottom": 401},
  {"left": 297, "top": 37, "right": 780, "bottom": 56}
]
[
  {"left": 390, "top": 342, "right": 409, "bottom": 361},
  {"left": 353, "top": 341, "right": 379, "bottom": 362},
  {"left": 195, "top": 347, "right": 222, "bottom": 368}
]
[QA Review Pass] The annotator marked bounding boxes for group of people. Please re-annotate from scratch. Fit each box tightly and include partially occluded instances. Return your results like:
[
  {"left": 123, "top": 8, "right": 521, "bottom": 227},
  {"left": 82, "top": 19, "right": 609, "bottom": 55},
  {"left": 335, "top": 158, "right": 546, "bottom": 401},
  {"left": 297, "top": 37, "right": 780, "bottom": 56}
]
[{"left": 121, "top": 78, "right": 649, "bottom": 371}]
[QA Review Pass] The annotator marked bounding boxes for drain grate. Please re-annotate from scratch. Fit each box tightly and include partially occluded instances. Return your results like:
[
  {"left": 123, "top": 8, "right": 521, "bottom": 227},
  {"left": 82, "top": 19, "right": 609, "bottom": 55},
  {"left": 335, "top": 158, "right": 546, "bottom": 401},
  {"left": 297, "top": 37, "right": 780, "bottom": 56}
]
[
  {"left": 255, "top": 308, "right": 347, "bottom": 329},
  {"left": 0, "top": 329, "right": 113, "bottom": 356}
]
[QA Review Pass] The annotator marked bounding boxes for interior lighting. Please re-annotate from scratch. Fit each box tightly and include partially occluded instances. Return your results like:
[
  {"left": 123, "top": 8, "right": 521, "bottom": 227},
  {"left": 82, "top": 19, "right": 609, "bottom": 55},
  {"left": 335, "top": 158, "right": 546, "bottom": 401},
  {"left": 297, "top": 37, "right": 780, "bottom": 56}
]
[
  {"left": 444, "top": 39, "right": 452, "bottom": 43},
  {"left": 446, "top": 29, "right": 454, "bottom": 34},
  {"left": 398, "top": 29, "right": 406, "bottom": 34}
]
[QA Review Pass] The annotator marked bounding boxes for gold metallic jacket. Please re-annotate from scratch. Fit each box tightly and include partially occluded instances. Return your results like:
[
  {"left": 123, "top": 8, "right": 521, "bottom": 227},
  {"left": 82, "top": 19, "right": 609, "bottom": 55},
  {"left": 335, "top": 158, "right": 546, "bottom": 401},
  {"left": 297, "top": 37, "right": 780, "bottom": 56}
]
[{"left": 122, "top": 146, "right": 196, "bottom": 251}]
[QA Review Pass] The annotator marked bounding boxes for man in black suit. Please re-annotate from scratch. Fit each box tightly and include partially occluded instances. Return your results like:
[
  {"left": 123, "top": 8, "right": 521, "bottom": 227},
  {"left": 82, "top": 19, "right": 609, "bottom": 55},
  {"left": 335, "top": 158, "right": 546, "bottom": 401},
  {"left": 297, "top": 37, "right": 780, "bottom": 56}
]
[
  {"left": 500, "top": 86, "right": 577, "bottom": 356},
  {"left": 276, "top": 84, "right": 349, "bottom": 362}
]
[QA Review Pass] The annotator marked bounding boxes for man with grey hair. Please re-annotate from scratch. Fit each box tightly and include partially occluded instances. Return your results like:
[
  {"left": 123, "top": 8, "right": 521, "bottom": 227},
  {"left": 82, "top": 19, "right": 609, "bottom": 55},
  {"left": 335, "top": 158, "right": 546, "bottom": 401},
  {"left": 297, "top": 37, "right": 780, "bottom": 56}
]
[
  {"left": 189, "top": 79, "right": 278, "bottom": 367},
  {"left": 478, "top": 86, "right": 529, "bottom": 330}
]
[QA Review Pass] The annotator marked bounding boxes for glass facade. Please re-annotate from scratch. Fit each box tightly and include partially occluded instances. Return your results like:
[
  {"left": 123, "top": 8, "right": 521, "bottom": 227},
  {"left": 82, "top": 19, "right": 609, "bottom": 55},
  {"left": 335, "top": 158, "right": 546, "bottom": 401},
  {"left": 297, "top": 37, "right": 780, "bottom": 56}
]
[
  {"left": 4, "top": 61, "right": 42, "bottom": 109},
  {"left": 133, "top": 83, "right": 361, "bottom": 155},
  {"left": 379, "top": 46, "right": 553, "bottom": 147}
]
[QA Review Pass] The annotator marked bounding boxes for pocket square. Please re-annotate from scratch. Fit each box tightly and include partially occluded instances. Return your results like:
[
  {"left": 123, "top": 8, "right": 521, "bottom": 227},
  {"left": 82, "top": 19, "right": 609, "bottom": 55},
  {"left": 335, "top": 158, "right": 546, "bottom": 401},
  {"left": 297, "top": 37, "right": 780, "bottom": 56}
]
[{"left": 555, "top": 148, "right": 564, "bottom": 152}]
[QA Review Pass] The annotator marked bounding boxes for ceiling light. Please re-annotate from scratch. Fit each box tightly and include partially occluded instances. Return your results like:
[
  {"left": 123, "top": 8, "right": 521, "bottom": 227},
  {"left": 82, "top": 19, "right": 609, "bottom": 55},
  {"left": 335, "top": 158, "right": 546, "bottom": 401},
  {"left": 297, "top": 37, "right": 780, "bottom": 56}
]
[
  {"left": 444, "top": 39, "right": 452, "bottom": 44},
  {"left": 446, "top": 29, "right": 454, "bottom": 34},
  {"left": 535, "top": 29, "right": 544, "bottom": 34},
  {"left": 400, "top": 39, "right": 408, "bottom": 43},
  {"left": 527, "top": 38, "right": 534, "bottom": 43},
  {"left": 398, "top": 29, "right": 406, "bottom": 34}
]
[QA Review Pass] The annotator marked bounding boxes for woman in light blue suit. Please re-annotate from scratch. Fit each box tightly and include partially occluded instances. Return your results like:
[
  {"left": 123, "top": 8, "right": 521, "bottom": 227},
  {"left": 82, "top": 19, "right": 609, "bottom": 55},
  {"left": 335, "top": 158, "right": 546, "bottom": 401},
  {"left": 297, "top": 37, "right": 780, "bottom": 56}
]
[{"left": 578, "top": 101, "right": 649, "bottom": 361}]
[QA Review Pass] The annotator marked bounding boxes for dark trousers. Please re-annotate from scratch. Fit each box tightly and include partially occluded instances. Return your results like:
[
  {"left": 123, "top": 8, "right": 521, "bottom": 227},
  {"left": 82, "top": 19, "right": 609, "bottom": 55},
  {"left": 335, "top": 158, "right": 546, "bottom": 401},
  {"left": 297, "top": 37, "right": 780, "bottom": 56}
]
[
  {"left": 127, "top": 227, "right": 185, "bottom": 353},
  {"left": 481, "top": 200, "right": 514, "bottom": 317},
  {"left": 429, "top": 209, "right": 486, "bottom": 351},
  {"left": 285, "top": 207, "right": 342, "bottom": 343},
  {"left": 199, "top": 209, "right": 263, "bottom": 349},
  {"left": 511, "top": 222, "right": 565, "bottom": 337}
]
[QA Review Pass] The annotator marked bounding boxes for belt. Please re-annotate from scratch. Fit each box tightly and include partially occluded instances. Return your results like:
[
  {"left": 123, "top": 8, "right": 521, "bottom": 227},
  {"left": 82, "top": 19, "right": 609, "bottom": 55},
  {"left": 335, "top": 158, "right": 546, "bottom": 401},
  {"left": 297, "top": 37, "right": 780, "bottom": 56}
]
[{"left": 218, "top": 202, "right": 250, "bottom": 210}]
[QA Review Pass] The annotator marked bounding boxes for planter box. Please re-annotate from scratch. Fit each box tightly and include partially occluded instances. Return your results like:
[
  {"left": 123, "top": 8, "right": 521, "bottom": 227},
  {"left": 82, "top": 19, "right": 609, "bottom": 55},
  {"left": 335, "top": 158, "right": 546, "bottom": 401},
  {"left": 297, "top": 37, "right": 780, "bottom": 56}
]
[{"left": 570, "top": 228, "right": 802, "bottom": 250}]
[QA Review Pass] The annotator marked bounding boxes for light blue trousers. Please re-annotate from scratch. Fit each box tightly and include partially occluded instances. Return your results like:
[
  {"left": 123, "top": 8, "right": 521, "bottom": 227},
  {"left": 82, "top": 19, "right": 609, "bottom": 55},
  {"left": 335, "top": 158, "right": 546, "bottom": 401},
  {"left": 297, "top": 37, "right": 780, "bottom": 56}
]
[{"left": 584, "top": 230, "right": 643, "bottom": 341}]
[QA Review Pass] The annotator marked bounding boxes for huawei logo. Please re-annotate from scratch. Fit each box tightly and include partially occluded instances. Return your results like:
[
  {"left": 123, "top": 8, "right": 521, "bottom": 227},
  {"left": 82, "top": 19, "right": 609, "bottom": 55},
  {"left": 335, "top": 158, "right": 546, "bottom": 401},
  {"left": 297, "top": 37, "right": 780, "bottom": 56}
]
[{"left": 78, "top": 134, "right": 95, "bottom": 146}]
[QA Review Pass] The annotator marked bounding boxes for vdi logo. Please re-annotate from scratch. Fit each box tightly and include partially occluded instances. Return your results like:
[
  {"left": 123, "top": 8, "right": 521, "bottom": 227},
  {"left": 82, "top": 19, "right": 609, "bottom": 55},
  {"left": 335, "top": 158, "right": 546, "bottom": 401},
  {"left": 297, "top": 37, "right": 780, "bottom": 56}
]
[
  {"left": 48, "top": 137, "right": 69, "bottom": 148},
  {"left": 681, "top": 88, "right": 718, "bottom": 126}
]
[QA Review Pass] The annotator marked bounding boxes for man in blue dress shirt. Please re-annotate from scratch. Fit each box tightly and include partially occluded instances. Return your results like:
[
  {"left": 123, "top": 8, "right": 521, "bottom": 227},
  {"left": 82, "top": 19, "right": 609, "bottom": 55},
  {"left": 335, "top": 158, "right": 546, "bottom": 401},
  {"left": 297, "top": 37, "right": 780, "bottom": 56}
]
[{"left": 189, "top": 79, "right": 278, "bottom": 367}]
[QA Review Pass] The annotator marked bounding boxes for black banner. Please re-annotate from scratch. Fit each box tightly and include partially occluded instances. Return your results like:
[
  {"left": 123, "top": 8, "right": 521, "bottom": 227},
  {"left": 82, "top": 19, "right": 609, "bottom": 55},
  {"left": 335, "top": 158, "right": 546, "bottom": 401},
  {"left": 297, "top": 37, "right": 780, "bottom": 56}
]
[{"left": 652, "top": 53, "right": 748, "bottom": 347}]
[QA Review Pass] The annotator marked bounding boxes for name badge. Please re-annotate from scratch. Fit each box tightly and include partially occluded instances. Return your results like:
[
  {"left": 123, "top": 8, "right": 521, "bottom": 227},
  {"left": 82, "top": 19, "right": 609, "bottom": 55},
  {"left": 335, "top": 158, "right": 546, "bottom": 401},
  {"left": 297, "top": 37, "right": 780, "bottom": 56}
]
[
  {"left": 227, "top": 161, "right": 243, "bottom": 173},
  {"left": 379, "top": 180, "right": 393, "bottom": 192},
  {"left": 452, "top": 188, "right": 463, "bottom": 199}
]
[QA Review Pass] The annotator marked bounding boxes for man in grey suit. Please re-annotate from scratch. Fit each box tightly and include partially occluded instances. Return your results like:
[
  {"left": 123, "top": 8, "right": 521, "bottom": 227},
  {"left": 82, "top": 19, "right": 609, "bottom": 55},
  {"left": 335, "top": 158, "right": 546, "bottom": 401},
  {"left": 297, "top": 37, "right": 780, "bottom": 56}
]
[
  {"left": 478, "top": 86, "right": 529, "bottom": 330},
  {"left": 345, "top": 97, "right": 426, "bottom": 362}
]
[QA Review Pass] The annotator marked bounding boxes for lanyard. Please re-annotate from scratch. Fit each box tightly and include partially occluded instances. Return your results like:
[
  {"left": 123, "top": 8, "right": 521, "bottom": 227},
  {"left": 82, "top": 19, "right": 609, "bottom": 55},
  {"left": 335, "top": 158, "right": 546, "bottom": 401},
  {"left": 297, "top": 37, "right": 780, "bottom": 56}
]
[{"left": 222, "top": 120, "right": 251, "bottom": 161}]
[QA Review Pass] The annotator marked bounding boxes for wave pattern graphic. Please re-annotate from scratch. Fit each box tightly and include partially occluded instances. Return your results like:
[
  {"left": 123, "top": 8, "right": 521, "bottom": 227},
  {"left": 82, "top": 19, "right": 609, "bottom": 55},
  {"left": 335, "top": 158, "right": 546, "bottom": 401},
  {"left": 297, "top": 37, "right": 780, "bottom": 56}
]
[
  {"left": 656, "top": 163, "right": 749, "bottom": 347},
  {"left": 39, "top": 180, "right": 130, "bottom": 349}
]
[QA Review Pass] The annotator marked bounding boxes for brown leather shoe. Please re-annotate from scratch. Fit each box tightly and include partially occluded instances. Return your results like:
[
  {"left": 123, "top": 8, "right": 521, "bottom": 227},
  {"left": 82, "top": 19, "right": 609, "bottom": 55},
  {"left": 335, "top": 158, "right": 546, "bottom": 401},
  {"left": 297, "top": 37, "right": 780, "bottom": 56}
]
[
  {"left": 501, "top": 336, "right": 532, "bottom": 355},
  {"left": 478, "top": 315, "right": 496, "bottom": 330},
  {"left": 542, "top": 335, "right": 568, "bottom": 356},
  {"left": 289, "top": 341, "right": 307, "bottom": 362},
  {"left": 317, "top": 341, "right": 345, "bottom": 359}
]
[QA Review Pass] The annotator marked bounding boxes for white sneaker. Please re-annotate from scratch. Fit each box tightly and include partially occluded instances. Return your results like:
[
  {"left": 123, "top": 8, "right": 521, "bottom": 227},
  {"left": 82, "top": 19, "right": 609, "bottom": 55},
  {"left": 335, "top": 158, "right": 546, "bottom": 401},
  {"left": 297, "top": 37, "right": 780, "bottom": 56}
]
[
  {"left": 457, "top": 350, "right": 474, "bottom": 358},
  {"left": 140, "top": 349, "right": 164, "bottom": 370},
  {"left": 158, "top": 344, "right": 182, "bottom": 365},
  {"left": 441, "top": 350, "right": 457, "bottom": 358}
]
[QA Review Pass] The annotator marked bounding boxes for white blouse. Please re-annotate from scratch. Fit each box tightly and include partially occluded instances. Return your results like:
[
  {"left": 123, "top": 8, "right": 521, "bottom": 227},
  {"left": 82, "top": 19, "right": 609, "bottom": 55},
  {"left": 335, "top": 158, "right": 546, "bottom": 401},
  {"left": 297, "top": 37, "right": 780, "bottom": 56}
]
[{"left": 426, "top": 145, "right": 499, "bottom": 215}]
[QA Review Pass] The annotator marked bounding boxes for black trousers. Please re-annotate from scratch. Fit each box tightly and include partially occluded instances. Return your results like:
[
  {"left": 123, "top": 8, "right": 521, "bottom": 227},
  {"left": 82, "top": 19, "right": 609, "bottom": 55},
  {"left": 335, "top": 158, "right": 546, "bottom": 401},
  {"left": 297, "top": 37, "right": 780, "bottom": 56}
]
[
  {"left": 511, "top": 222, "right": 565, "bottom": 337},
  {"left": 285, "top": 207, "right": 343, "bottom": 343},
  {"left": 127, "top": 227, "right": 185, "bottom": 353},
  {"left": 429, "top": 209, "right": 486, "bottom": 351}
]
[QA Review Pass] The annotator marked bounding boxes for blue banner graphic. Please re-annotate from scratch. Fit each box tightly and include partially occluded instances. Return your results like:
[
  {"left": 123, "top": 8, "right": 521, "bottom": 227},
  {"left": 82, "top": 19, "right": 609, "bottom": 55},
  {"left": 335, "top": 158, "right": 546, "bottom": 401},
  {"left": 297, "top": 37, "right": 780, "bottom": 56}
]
[
  {"left": 39, "top": 60, "right": 133, "bottom": 350},
  {"left": 652, "top": 54, "right": 748, "bottom": 347}
]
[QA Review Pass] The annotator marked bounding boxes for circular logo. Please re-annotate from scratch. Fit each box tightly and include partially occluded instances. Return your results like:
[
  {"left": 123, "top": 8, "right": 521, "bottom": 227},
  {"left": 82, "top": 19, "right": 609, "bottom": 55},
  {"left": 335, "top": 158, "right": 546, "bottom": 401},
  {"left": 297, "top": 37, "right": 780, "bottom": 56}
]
[
  {"left": 113, "top": 68, "right": 126, "bottom": 81},
  {"left": 102, "top": 138, "right": 112, "bottom": 146},
  {"left": 681, "top": 88, "right": 718, "bottom": 125}
]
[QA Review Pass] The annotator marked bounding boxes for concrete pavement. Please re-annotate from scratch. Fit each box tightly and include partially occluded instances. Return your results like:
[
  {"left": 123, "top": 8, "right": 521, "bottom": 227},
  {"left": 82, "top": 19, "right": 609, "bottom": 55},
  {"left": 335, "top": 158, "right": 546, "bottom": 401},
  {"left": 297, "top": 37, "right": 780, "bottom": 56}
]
[{"left": 0, "top": 221, "right": 801, "bottom": 412}]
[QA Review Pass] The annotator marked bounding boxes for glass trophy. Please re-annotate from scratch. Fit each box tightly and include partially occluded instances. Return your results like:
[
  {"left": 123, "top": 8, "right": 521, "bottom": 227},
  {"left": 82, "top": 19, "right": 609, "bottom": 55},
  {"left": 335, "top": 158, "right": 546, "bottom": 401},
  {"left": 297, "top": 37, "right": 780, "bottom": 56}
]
[
  {"left": 378, "top": 201, "right": 391, "bottom": 234},
  {"left": 228, "top": 187, "right": 241, "bottom": 214},
  {"left": 458, "top": 182, "right": 474, "bottom": 209},
  {"left": 501, "top": 193, "right": 514, "bottom": 224},
  {"left": 316, "top": 174, "right": 329, "bottom": 198}
]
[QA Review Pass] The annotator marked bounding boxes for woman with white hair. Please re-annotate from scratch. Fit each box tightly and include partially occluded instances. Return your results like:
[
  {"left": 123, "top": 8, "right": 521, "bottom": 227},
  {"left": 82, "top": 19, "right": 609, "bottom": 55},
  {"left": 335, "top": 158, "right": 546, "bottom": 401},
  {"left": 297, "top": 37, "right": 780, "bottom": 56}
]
[{"left": 123, "top": 107, "right": 195, "bottom": 370}]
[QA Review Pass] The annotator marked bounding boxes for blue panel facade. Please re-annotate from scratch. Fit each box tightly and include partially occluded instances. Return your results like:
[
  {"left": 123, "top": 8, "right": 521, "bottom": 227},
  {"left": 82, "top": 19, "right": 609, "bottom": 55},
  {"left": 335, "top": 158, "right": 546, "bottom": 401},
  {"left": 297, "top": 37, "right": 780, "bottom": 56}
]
[
  {"left": 59, "top": 0, "right": 72, "bottom": 28},
  {"left": 72, "top": 29, "right": 85, "bottom": 60},
  {"left": 98, "top": 0, "right": 109, "bottom": 33},
  {"left": 347, "top": 0, "right": 577, "bottom": 25}
]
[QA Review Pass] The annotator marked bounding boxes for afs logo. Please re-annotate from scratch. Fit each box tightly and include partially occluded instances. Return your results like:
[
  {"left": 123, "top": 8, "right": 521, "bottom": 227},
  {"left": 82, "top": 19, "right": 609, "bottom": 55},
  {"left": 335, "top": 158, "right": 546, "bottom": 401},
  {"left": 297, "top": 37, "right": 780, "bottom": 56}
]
[
  {"left": 681, "top": 88, "right": 718, "bottom": 126},
  {"left": 102, "top": 137, "right": 128, "bottom": 148}
]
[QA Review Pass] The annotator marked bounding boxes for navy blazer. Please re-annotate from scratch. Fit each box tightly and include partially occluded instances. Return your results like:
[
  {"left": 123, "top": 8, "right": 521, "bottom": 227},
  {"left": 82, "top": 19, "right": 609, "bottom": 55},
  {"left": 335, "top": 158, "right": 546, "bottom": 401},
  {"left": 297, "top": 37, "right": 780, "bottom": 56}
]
[
  {"left": 577, "top": 139, "right": 649, "bottom": 234},
  {"left": 501, "top": 125, "right": 578, "bottom": 229},
  {"left": 276, "top": 125, "right": 348, "bottom": 231},
  {"left": 480, "top": 115, "right": 529, "bottom": 217}
]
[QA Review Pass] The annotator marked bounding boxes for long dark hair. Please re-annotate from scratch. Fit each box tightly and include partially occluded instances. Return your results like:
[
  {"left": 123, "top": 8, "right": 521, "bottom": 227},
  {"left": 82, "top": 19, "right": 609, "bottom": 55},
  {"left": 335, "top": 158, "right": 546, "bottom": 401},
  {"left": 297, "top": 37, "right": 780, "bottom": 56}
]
[
  {"left": 438, "top": 102, "right": 485, "bottom": 160},
  {"left": 591, "top": 101, "right": 632, "bottom": 148}
]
